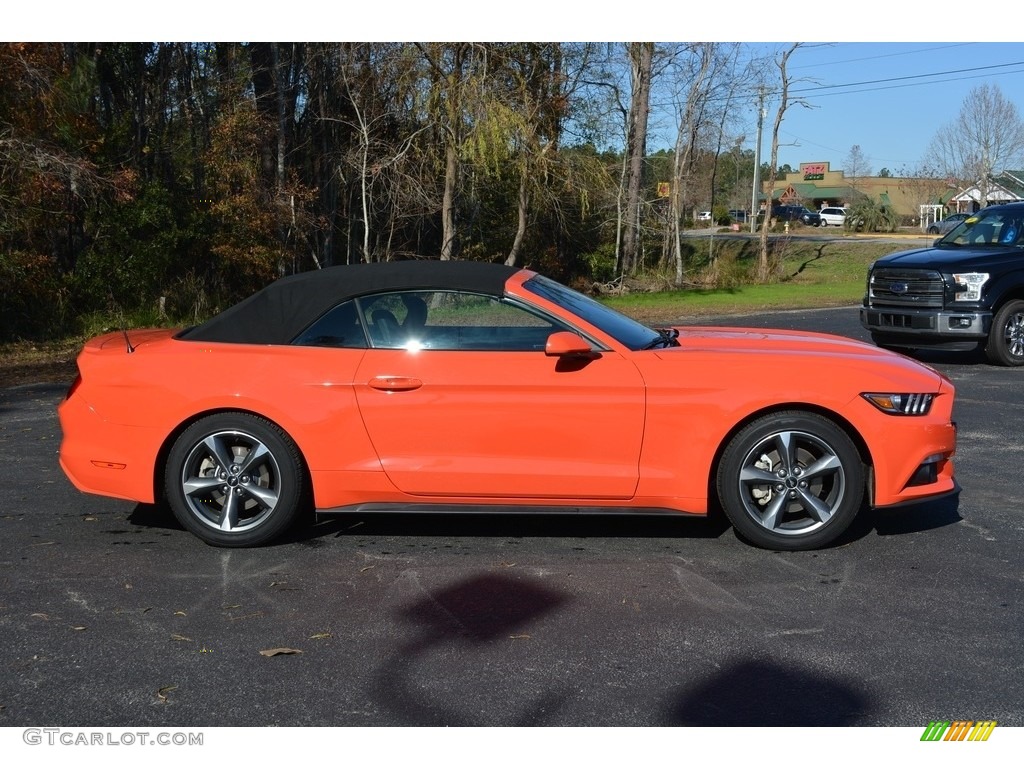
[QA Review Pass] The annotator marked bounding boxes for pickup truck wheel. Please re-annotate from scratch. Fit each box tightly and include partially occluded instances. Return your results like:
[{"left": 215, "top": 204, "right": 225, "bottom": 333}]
[{"left": 985, "top": 300, "right": 1024, "bottom": 366}]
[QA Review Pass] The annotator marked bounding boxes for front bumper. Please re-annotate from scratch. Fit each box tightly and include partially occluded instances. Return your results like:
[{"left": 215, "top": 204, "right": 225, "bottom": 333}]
[{"left": 860, "top": 306, "right": 991, "bottom": 341}]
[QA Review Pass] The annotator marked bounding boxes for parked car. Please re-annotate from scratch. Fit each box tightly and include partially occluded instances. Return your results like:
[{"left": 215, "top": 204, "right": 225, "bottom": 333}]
[
  {"left": 766, "top": 205, "right": 821, "bottom": 226},
  {"left": 861, "top": 203, "right": 1024, "bottom": 365},
  {"left": 59, "top": 260, "right": 957, "bottom": 552},
  {"left": 927, "top": 212, "right": 971, "bottom": 235},
  {"left": 818, "top": 207, "right": 849, "bottom": 227},
  {"left": 697, "top": 211, "right": 712, "bottom": 221},
  {"left": 728, "top": 209, "right": 748, "bottom": 223}
]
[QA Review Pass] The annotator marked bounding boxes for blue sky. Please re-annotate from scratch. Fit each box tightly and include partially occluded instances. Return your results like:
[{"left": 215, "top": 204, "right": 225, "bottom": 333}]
[{"left": 733, "top": 42, "right": 1024, "bottom": 176}]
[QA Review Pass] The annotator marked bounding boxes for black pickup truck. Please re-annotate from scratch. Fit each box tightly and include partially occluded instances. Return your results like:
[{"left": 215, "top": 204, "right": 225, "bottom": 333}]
[{"left": 860, "top": 202, "right": 1024, "bottom": 366}]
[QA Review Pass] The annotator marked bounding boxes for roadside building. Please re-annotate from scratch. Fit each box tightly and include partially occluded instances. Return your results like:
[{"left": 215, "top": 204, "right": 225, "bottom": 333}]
[
  {"left": 760, "top": 162, "right": 953, "bottom": 223},
  {"left": 760, "top": 162, "right": 1024, "bottom": 229},
  {"left": 948, "top": 171, "right": 1024, "bottom": 212}
]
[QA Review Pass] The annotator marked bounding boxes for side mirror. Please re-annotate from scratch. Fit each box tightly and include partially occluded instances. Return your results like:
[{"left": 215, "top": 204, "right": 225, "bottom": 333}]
[{"left": 544, "top": 331, "right": 597, "bottom": 358}]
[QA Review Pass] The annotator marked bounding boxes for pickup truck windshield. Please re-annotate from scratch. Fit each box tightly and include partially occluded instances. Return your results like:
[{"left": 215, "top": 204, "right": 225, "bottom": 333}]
[{"left": 940, "top": 210, "right": 1023, "bottom": 247}]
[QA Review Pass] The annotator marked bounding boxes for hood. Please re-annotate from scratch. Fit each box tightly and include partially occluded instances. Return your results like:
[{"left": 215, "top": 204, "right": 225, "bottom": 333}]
[
  {"left": 875, "top": 244, "right": 1021, "bottom": 271},
  {"left": 667, "top": 326, "right": 890, "bottom": 356},
  {"left": 656, "top": 326, "right": 949, "bottom": 390}
]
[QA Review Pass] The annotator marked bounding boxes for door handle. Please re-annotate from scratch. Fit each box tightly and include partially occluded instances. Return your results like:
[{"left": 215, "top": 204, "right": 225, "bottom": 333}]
[{"left": 368, "top": 376, "right": 423, "bottom": 392}]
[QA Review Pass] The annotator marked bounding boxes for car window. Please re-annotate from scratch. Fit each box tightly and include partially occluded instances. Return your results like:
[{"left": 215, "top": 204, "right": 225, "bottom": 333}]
[
  {"left": 523, "top": 274, "right": 661, "bottom": 350},
  {"left": 941, "top": 210, "right": 1024, "bottom": 247},
  {"left": 291, "top": 299, "right": 368, "bottom": 348},
  {"left": 357, "top": 290, "right": 572, "bottom": 351}
]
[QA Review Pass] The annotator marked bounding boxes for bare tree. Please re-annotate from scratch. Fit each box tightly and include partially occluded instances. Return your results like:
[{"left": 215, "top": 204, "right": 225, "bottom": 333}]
[
  {"left": 844, "top": 144, "right": 869, "bottom": 196},
  {"left": 660, "top": 43, "right": 748, "bottom": 284},
  {"left": 619, "top": 42, "right": 653, "bottom": 275},
  {"left": 758, "top": 44, "right": 805, "bottom": 282},
  {"left": 664, "top": 44, "right": 714, "bottom": 284},
  {"left": 926, "top": 84, "right": 1024, "bottom": 209},
  {"left": 416, "top": 43, "right": 488, "bottom": 261}
]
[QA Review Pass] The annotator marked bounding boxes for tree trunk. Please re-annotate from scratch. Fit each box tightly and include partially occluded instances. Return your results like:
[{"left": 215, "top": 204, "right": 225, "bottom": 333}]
[
  {"left": 758, "top": 45, "right": 800, "bottom": 283},
  {"left": 441, "top": 140, "right": 459, "bottom": 260},
  {"left": 620, "top": 42, "right": 653, "bottom": 275},
  {"left": 505, "top": 172, "right": 529, "bottom": 266}
]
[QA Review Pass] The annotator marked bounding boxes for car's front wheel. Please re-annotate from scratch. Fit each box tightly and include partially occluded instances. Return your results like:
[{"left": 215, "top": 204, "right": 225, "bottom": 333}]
[
  {"left": 717, "top": 412, "right": 865, "bottom": 550},
  {"left": 165, "top": 413, "right": 307, "bottom": 547},
  {"left": 985, "top": 299, "right": 1024, "bottom": 366}
]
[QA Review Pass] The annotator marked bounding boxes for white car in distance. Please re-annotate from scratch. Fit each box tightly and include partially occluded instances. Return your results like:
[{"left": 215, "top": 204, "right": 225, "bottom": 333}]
[{"left": 818, "top": 207, "right": 848, "bottom": 227}]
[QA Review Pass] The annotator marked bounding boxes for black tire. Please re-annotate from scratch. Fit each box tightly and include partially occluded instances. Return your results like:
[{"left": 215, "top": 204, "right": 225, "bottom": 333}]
[
  {"left": 717, "top": 412, "right": 865, "bottom": 551},
  {"left": 165, "top": 413, "right": 307, "bottom": 547},
  {"left": 927, "top": 226, "right": 939, "bottom": 235},
  {"left": 985, "top": 299, "right": 1024, "bottom": 366},
  {"left": 819, "top": 219, "right": 828, "bottom": 228}
]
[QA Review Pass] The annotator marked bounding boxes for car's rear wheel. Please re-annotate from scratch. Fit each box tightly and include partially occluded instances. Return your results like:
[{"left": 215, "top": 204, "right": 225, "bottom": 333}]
[
  {"left": 985, "top": 299, "right": 1024, "bottom": 366},
  {"left": 165, "top": 413, "right": 307, "bottom": 547},
  {"left": 717, "top": 412, "right": 865, "bottom": 550}
]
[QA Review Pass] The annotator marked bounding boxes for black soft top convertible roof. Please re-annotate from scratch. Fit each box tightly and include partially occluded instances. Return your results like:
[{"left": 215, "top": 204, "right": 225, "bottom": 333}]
[{"left": 180, "top": 260, "right": 520, "bottom": 345}]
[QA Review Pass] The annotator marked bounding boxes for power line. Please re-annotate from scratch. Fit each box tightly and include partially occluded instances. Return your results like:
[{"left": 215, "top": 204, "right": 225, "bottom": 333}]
[
  {"left": 786, "top": 60, "right": 1024, "bottom": 98},
  {"left": 786, "top": 43, "right": 977, "bottom": 71},
  {"left": 651, "top": 54, "right": 1024, "bottom": 110}
]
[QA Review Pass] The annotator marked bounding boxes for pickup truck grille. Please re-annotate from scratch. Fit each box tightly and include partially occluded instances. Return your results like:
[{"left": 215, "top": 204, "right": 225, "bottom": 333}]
[{"left": 868, "top": 268, "right": 945, "bottom": 308}]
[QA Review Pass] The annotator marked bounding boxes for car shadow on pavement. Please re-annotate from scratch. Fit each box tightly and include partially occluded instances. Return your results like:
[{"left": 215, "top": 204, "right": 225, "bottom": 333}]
[
  {"left": 665, "top": 656, "right": 871, "bottom": 725},
  {"left": 370, "top": 572, "right": 574, "bottom": 725},
  {"left": 302, "top": 508, "right": 733, "bottom": 544},
  {"left": 868, "top": 492, "right": 962, "bottom": 537},
  {"left": 125, "top": 502, "right": 734, "bottom": 545},
  {"left": 897, "top": 347, "right": 989, "bottom": 367},
  {"left": 127, "top": 495, "right": 960, "bottom": 549}
]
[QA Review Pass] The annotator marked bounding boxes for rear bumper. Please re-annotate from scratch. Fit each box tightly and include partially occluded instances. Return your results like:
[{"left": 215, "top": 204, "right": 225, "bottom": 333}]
[{"left": 57, "top": 393, "right": 160, "bottom": 504}]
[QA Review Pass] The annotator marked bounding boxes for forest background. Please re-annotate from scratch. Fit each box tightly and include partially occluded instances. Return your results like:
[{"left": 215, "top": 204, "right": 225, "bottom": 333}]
[{"left": 0, "top": 42, "right": 1009, "bottom": 344}]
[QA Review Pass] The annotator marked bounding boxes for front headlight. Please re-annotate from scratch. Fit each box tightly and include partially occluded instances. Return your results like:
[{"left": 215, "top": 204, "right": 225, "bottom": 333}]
[
  {"left": 862, "top": 393, "right": 934, "bottom": 416},
  {"left": 952, "top": 272, "right": 989, "bottom": 301}
]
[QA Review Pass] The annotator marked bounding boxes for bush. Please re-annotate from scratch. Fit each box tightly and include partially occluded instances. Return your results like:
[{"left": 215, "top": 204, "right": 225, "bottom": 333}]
[
  {"left": 581, "top": 243, "right": 618, "bottom": 283},
  {"left": 843, "top": 200, "right": 900, "bottom": 233},
  {"left": 0, "top": 251, "right": 69, "bottom": 341}
]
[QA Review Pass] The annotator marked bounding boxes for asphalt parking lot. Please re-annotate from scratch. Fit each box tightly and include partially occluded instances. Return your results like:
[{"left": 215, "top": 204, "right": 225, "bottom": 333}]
[{"left": 0, "top": 307, "right": 1021, "bottom": 728}]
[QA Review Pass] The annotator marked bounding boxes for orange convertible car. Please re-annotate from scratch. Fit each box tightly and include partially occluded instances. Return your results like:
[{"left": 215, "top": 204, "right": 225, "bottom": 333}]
[{"left": 59, "top": 261, "right": 958, "bottom": 550}]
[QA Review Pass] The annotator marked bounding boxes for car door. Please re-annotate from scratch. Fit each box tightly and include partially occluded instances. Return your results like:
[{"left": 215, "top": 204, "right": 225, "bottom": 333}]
[{"left": 352, "top": 290, "right": 646, "bottom": 499}]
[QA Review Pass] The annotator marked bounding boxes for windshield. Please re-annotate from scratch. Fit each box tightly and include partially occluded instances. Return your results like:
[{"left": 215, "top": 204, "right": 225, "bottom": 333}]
[
  {"left": 522, "top": 275, "right": 665, "bottom": 350},
  {"left": 940, "top": 208, "right": 1024, "bottom": 247}
]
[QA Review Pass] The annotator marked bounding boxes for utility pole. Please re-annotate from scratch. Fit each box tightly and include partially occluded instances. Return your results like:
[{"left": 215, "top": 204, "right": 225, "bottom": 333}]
[{"left": 750, "top": 86, "right": 766, "bottom": 234}]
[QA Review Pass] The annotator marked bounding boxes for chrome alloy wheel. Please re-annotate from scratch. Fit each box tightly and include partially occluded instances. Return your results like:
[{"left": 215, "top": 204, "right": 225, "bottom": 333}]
[
  {"left": 1002, "top": 309, "right": 1024, "bottom": 360},
  {"left": 179, "top": 430, "right": 283, "bottom": 534},
  {"left": 735, "top": 429, "right": 847, "bottom": 537},
  {"left": 986, "top": 299, "right": 1024, "bottom": 366}
]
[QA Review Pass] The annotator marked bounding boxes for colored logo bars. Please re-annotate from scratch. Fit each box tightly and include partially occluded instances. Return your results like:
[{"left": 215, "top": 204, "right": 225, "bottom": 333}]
[{"left": 921, "top": 720, "right": 997, "bottom": 742}]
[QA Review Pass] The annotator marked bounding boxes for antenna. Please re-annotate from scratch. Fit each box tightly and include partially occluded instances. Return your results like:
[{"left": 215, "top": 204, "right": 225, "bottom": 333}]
[{"left": 122, "top": 329, "right": 135, "bottom": 354}]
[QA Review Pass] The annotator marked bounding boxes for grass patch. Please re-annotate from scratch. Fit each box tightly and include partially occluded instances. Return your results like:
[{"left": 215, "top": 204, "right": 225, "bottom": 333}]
[{"left": 605, "top": 238, "right": 897, "bottom": 323}]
